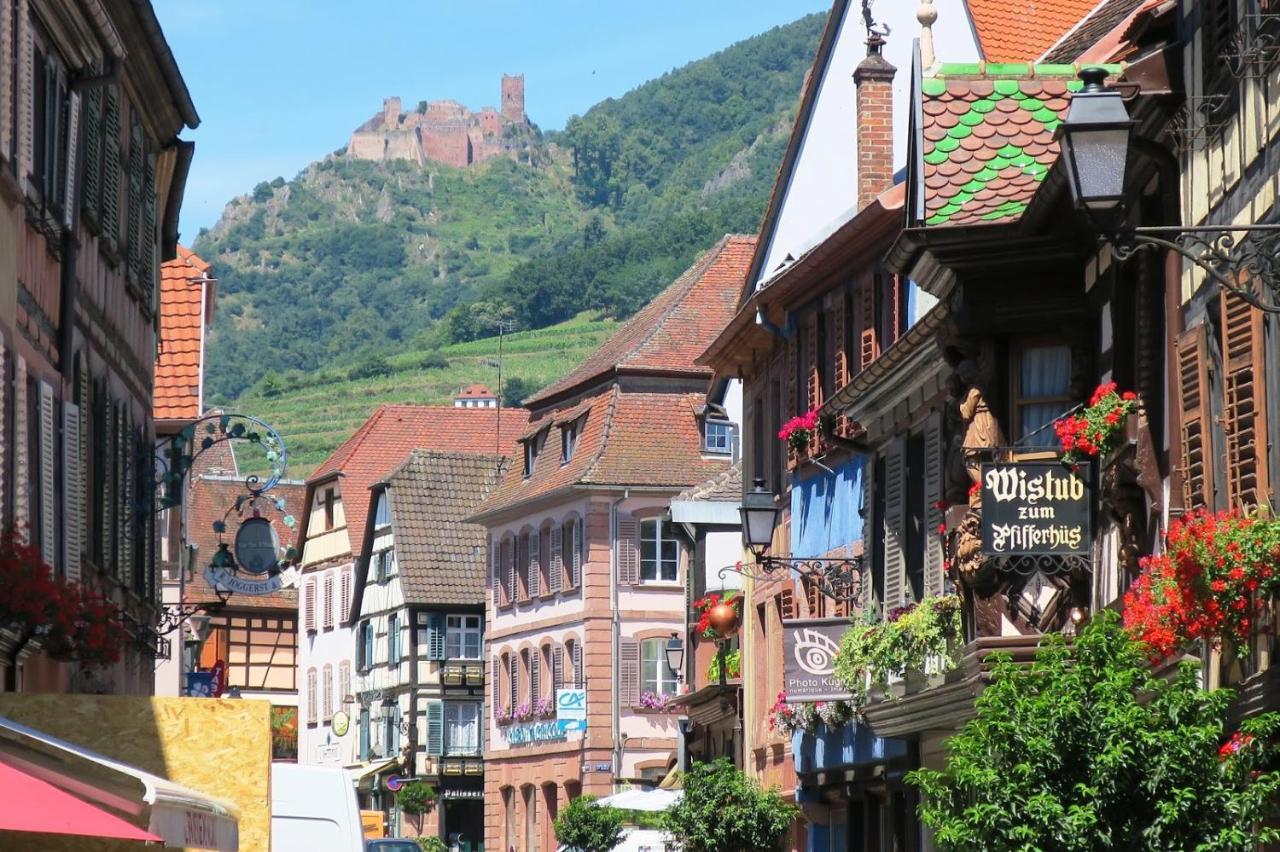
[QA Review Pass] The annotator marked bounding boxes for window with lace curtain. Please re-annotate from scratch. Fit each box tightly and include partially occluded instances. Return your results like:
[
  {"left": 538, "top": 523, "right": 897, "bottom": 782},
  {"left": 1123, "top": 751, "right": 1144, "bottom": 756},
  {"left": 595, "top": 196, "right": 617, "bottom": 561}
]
[{"left": 1013, "top": 342, "right": 1073, "bottom": 446}]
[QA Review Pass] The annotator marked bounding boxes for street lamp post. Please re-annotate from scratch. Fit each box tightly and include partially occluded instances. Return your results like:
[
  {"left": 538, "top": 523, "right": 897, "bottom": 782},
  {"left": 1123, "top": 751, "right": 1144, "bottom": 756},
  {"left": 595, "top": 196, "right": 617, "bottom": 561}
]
[
  {"left": 1058, "top": 68, "right": 1280, "bottom": 311},
  {"left": 723, "top": 477, "right": 867, "bottom": 603}
]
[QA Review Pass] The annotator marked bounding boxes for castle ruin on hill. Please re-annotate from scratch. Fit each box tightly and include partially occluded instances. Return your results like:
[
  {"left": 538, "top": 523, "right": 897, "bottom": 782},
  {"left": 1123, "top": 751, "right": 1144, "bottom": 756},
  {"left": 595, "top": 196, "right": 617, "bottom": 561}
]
[{"left": 347, "top": 74, "right": 527, "bottom": 169}]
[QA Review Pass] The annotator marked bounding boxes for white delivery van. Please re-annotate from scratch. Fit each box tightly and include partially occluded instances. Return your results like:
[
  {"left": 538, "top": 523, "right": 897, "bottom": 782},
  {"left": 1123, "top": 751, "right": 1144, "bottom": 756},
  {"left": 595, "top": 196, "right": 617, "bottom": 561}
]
[{"left": 271, "top": 763, "right": 365, "bottom": 851}]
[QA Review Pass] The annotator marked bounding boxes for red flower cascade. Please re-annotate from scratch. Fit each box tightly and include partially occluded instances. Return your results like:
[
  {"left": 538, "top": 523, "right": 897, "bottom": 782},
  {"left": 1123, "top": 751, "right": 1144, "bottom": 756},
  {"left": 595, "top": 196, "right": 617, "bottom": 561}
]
[{"left": 1053, "top": 383, "right": 1137, "bottom": 464}]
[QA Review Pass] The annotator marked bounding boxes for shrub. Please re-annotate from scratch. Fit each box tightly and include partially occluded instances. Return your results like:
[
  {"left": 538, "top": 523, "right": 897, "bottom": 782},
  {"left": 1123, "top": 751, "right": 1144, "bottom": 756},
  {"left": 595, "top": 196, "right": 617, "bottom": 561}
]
[
  {"left": 416, "top": 351, "right": 449, "bottom": 370},
  {"left": 347, "top": 355, "right": 393, "bottom": 381},
  {"left": 662, "top": 758, "right": 797, "bottom": 852},
  {"left": 553, "top": 795, "right": 625, "bottom": 852}
]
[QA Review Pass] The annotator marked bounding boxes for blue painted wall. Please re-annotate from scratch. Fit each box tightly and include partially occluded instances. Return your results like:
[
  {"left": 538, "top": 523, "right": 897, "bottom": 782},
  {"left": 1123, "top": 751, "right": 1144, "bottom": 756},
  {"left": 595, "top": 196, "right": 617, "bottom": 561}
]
[{"left": 790, "top": 456, "right": 865, "bottom": 559}]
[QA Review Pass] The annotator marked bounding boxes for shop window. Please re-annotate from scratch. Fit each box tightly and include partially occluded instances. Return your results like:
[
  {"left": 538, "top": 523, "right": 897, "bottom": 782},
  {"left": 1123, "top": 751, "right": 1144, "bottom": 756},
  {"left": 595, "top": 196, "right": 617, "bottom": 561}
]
[
  {"left": 1013, "top": 342, "right": 1073, "bottom": 445},
  {"left": 640, "top": 519, "right": 679, "bottom": 582},
  {"left": 641, "top": 637, "right": 678, "bottom": 696}
]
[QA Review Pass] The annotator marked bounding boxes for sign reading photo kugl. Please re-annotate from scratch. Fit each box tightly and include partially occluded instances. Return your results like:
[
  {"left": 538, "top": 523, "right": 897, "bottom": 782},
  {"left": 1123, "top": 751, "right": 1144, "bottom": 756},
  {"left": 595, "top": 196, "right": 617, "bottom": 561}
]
[
  {"left": 981, "top": 462, "right": 1091, "bottom": 556},
  {"left": 783, "top": 618, "right": 852, "bottom": 703}
]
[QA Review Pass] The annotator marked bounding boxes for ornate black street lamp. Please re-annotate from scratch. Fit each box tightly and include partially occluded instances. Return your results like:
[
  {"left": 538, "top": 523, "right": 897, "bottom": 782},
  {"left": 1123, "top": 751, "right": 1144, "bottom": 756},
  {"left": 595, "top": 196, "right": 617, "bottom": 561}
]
[
  {"left": 1059, "top": 67, "right": 1280, "bottom": 311},
  {"left": 664, "top": 633, "right": 685, "bottom": 687},
  {"left": 724, "top": 477, "right": 867, "bottom": 603}
]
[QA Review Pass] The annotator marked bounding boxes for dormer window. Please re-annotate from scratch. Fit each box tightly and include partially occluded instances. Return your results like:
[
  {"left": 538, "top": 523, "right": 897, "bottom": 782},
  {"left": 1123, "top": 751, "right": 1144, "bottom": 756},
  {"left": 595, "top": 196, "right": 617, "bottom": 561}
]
[
  {"left": 373, "top": 493, "right": 390, "bottom": 529},
  {"left": 703, "top": 418, "right": 737, "bottom": 455},
  {"left": 561, "top": 417, "right": 582, "bottom": 464},
  {"left": 523, "top": 438, "right": 538, "bottom": 478}
]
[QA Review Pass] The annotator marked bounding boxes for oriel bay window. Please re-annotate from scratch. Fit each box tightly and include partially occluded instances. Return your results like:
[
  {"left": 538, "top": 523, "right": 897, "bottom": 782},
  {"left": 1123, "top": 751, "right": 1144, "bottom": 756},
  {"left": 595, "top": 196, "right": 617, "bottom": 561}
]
[{"left": 640, "top": 519, "right": 679, "bottom": 582}]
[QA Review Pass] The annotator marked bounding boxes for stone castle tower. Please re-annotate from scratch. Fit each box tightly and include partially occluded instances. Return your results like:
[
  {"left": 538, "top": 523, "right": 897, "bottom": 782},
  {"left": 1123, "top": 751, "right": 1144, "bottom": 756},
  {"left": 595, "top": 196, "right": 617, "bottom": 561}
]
[
  {"left": 347, "top": 76, "right": 529, "bottom": 169},
  {"left": 501, "top": 74, "right": 525, "bottom": 123}
]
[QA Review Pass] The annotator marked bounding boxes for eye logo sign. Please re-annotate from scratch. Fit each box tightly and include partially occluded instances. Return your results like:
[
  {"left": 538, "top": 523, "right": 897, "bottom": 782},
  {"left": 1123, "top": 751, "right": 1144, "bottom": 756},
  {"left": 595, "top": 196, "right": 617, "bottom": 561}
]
[
  {"left": 783, "top": 618, "right": 854, "bottom": 702},
  {"left": 792, "top": 628, "right": 840, "bottom": 675}
]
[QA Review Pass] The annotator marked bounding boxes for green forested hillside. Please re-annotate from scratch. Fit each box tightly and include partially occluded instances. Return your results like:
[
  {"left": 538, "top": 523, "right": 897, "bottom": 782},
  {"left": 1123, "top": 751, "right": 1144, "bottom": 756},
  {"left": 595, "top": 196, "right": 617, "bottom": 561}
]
[{"left": 196, "top": 12, "right": 825, "bottom": 404}]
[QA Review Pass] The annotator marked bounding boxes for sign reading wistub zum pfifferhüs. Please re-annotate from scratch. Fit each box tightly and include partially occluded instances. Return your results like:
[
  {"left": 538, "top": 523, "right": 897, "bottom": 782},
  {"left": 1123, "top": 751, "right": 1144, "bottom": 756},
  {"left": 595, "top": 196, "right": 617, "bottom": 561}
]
[
  {"left": 981, "top": 461, "right": 1091, "bottom": 556},
  {"left": 783, "top": 618, "right": 851, "bottom": 702}
]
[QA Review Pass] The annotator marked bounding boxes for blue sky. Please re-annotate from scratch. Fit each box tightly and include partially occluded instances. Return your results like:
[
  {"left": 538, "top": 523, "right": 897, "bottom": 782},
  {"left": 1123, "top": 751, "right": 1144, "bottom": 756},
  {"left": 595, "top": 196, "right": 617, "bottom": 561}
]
[{"left": 154, "top": 0, "right": 828, "bottom": 239}]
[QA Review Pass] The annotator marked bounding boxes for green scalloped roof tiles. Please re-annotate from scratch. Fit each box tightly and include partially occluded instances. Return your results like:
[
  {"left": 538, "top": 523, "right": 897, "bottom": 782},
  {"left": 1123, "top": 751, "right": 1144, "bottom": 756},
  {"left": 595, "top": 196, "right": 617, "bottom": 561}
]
[{"left": 919, "top": 73, "right": 1082, "bottom": 227}]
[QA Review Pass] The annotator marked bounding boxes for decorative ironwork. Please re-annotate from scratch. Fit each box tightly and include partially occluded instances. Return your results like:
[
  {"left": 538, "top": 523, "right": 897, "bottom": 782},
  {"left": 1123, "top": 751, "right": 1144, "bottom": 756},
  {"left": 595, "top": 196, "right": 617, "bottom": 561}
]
[
  {"left": 1224, "top": 14, "right": 1280, "bottom": 80},
  {"left": 719, "top": 557, "right": 867, "bottom": 604},
  {"left": 986, "top": 554, "right": 1092, "bottom": 577},
  {"left": 1109, "top": 225, "right": 1280, "bottom": 312},
  {"left": 153, "top": 411, "right": 289, "bottom": 511},
  {"left": 1168, "top": 96, "right": 1233, "bottom": 152},
  {"left": 154, "top": 597, "right": 227, "bottom": 637}
]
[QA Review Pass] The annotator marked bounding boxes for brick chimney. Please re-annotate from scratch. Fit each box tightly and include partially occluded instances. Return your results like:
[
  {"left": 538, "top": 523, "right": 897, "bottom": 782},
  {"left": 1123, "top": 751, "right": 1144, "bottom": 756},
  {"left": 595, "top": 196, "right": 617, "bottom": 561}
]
[{"left": 853, "top": 35, "right": 896, "bottom": 211}]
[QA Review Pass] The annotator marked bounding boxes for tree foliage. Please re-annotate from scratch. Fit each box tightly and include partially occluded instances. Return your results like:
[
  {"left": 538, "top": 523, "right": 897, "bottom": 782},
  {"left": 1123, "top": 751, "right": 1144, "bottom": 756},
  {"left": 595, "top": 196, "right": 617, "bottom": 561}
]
[
  {"left": 553, "top": 795, "right": 625, "bottom": 852},
  {"left": 662, "top": 758, "right": 797, "bottom": 852},
  {"left": 908, "top": 611, "right": 1280, "bottom": 851},
  {"left": 396, "top": 781, "right": 436, "bottom": 834}
]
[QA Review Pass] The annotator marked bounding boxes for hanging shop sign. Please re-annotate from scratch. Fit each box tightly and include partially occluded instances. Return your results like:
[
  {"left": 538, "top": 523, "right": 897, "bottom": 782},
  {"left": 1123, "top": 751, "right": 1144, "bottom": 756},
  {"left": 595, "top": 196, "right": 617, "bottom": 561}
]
[
  {"left": 981, "top": 462, "right": 1091, "bottom": 556},
  {"left": 204, "top": 565, "right": 284, "bottom": 596},
  {"left": 234, "top": 516, "right": 280, "bottom": 575},
  {"left": 783, "top": 618, "right": 851, "bottom": 702}
]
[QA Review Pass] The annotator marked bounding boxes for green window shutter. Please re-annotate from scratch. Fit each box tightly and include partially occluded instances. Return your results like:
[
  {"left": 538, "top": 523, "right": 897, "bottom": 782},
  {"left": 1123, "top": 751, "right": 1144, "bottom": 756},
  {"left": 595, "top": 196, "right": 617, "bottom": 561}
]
[
  {"left": 101, "top": 85, "right": 120, "bottom": 251},
  {"left": 427, "top": 612, "right": 445, "bottom": 661},
  {"left": 426, "top": 701, "right": 444, "bottom": 756},
  {"left": 81, "top": 83, "right": 101, "bottom": 224},
  {"left": 125, "top": 118, "right": 142, "bottom": 281},
  {"left": 142, "top": 152, "right": 156, "bottom": 307}
]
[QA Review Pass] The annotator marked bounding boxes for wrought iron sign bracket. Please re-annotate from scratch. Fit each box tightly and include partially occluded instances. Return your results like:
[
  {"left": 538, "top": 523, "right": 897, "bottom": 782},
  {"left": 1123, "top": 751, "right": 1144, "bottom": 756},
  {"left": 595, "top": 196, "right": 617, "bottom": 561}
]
[
  {"left": 152, "top": 411, "right": 290, "bottom": 511},
  {"left": 154, "top": 597, "right": 228, "bottom": 637},
  {"left": 1107, "top": 224, "right": 1280, "bottom": 312},
  {"left": 719, "top": 557, "right": 867, "bottom": 605}
]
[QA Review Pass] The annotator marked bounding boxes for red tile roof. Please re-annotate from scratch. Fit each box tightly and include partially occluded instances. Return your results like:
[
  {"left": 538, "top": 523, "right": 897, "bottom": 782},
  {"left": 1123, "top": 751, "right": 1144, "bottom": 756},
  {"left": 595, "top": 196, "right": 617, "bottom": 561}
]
[
  {"left": 154, "top": 246, "right": 214, "bottom": 422},
  {"left": 303, "top": 404, "right": 528, "bottom": 560},
  {"left": 965, "top": 0, "right": 1101, "bottom": 62},
  {"left": 920, "top": 67, "right": 1090, "bottom": 226},
  {"left": 524, "top": 235, "right": 756, "bottom": 408},
  {"left": 457, "top": 384, "right": 496, "bottom": 398},
  {"left": 184, "top": 477, "right": 305, "bottom": 609},
  {"left": 472, "top": 387, "right": 731, "bottom": 521}
]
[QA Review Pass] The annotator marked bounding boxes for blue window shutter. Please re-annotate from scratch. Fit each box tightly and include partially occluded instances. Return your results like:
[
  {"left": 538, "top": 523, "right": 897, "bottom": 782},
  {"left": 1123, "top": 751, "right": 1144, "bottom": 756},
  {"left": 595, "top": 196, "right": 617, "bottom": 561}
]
[
  {"left": 388, "top": 614, "right": 399, "bottom": 663},
  {"left": 428, "top": 613, "right": 445, "bottom": 660},
  {"left": 426, "top": 701, "right": 444, "bottom": 756},
  {"left": 359, "top": 708, "right": 370, "bottom": 761}
]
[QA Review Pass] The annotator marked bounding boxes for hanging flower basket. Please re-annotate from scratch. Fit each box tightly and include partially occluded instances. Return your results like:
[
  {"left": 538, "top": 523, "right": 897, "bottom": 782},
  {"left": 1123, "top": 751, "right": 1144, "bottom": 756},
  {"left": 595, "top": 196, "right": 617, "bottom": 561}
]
[
  {"left": 693, "top": 592, "right": 741, "bottom": 640},
  {"left": 768, "top": 690, "right": 858, "bottom": 735},
  {"left": 1053, "top": 383, "right": 1138, "bottom": 465}
]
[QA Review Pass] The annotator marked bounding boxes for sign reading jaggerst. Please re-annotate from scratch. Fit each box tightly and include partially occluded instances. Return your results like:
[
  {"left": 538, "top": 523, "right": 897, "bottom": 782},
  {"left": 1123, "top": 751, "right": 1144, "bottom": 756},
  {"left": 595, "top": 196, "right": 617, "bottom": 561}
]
[
  {"left": 981, "top": 461, "right": 1091, "bottom": 556},
  {"left": 783, "top": 618, "right": 851, "bottom": 702}
]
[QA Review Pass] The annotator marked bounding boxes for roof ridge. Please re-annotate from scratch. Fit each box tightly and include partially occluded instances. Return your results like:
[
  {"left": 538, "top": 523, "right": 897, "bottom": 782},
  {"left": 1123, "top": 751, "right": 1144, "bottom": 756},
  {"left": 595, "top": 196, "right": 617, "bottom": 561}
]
[
  {"left": 1037, "top": 0, "right": 1110, "bottom": 62},
  {"left": 578, "top": 384, "right": 622, "bottom": 484}
]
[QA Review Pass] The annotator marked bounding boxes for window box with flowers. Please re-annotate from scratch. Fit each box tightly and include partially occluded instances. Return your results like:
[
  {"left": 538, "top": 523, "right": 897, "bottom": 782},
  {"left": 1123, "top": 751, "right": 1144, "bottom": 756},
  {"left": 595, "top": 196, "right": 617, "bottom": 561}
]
[
  {"left": 1124, "top": 508, "right": 1280, "bottom": 673},
  {"left": 495, "top": 705, "right": 513, "bottom": 725},
  {"left": 511, "top": 703, "right": 535, "bottom": 723},
  {"left": 833, "top": 595, "right": 963, "bottom": 704},
  {"left": 534, "top": 697, "right": 556, "bottom": 720},
  {"left": 635, "top": 691, "right": 675, "bottom": 713},
  {"left": 768, "top": 691, "right": 858, "bottom": 736},
  {"left": 0, "top": 528, "right": 127, "bottom": 669}
]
